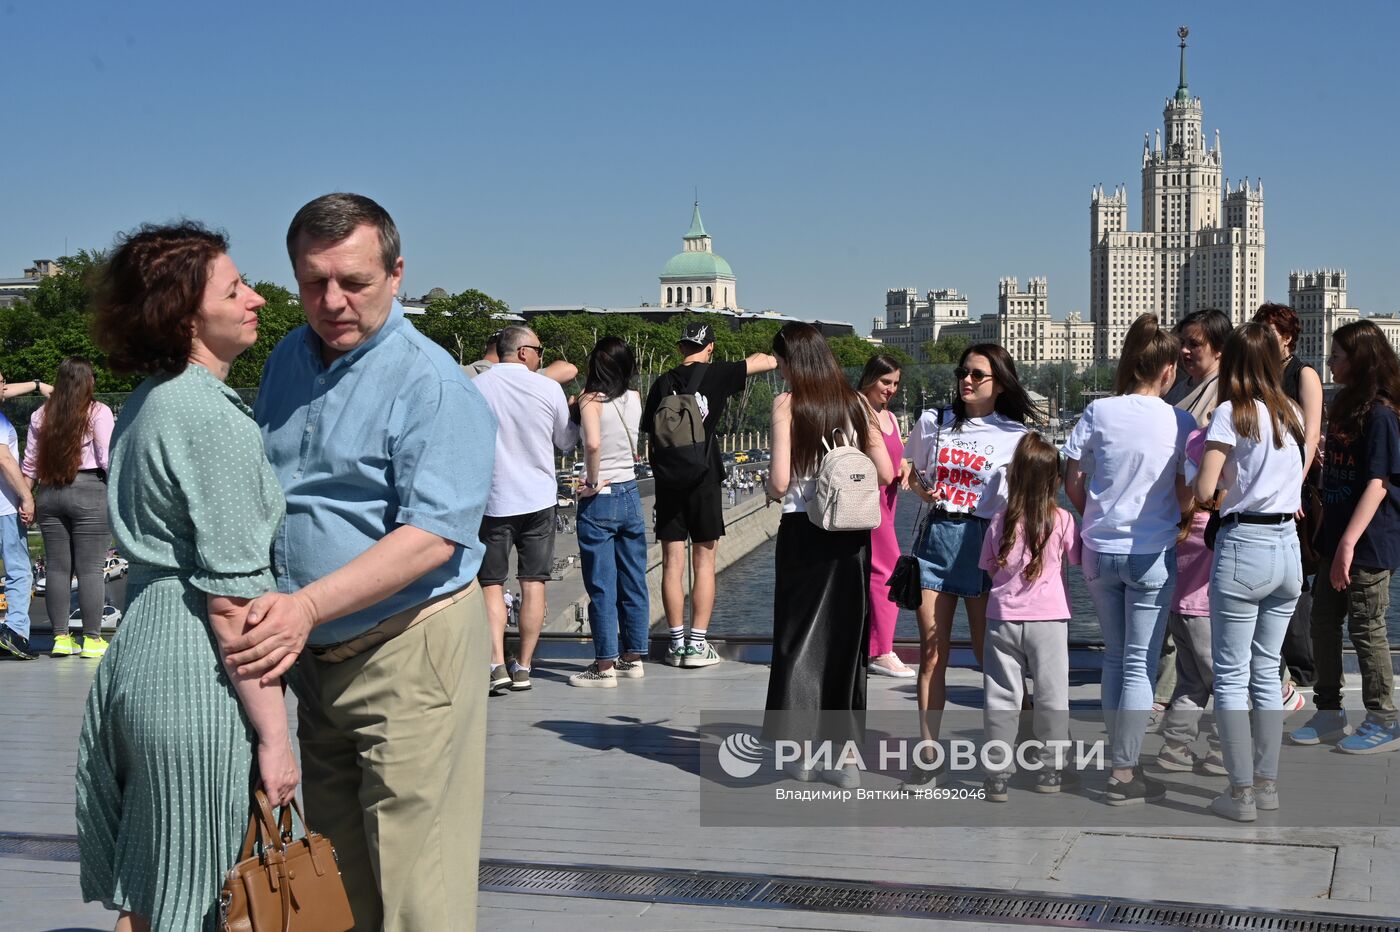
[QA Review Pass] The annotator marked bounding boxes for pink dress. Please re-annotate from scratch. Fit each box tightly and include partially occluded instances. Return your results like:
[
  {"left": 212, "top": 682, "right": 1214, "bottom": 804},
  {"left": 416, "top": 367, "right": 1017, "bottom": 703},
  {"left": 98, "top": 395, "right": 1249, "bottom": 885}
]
[{"left": 868, "top": 412, "right": 905, "bottom": 656}]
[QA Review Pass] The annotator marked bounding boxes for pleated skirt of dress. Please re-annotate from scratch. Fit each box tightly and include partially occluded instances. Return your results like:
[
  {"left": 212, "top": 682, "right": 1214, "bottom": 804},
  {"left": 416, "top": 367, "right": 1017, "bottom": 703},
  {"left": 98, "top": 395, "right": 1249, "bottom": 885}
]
[
  {"left": 77, "top": 567, "right": 255, "bottom": 931},
  {"left": 763, "top": 513, "right": 872, "bottom": 746}
]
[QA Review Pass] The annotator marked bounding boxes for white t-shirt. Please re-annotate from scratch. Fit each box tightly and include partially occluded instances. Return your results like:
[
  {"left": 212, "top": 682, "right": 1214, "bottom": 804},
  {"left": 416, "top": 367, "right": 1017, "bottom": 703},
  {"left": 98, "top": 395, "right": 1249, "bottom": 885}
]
[
  {"left": 904, "top": 410, "right": 1027, "bottom": 519},
  {"left": 0, "top": 415, "right": 17, "bottom": 517},
  {"left": 1206, "top": 400, "right": 1304, "bottom": 516},
  {"left": 1062, "top": 394, "right": 1195, "bottom": 554},
  {"left": 472, "top": 363, "right": 580, "bottom": 517}
]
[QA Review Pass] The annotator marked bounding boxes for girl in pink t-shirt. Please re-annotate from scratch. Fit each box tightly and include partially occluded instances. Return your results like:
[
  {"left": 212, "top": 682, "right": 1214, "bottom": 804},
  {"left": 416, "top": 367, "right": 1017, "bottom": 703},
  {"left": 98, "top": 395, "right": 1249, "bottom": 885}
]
[{"left": 976, "top": 432, "right": 1081, "bottom": 799}]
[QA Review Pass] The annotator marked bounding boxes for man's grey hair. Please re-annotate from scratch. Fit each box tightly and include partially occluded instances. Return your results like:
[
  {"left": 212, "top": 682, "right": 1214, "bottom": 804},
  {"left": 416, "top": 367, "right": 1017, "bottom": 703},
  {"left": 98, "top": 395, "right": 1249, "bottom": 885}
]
[
  {"left": 497, "top": 326, "right": 537, "bottom": 360},
  {"left": 286, "top": 193, "right": 401, "bottom": 274}
]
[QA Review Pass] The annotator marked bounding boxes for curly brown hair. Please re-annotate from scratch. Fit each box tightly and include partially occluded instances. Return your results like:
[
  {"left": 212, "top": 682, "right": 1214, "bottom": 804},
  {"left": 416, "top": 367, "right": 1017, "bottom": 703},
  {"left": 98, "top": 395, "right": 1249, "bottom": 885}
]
[
  {"left": 1252, "top": 303, "right": 1301, "bottom": 354},
  {"left": 93, "top": 222, "right": 229, "bottom": 375},
  {"left": 34, "top": 357, "right": 97, "bottom": 487}
]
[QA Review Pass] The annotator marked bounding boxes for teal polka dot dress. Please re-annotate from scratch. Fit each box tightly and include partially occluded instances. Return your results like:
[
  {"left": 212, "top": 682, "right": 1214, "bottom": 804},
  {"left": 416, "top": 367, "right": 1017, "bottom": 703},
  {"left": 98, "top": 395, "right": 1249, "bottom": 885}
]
[{"left": 76, "top": 363, "right": 285, "bottom": 930}]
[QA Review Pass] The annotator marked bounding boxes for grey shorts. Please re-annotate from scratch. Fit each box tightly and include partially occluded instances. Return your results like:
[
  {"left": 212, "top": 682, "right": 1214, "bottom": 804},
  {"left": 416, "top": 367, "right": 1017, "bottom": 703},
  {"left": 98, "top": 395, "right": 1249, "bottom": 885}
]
[{"left": 479, "top": 507, "right": 556, "bottom": 584}]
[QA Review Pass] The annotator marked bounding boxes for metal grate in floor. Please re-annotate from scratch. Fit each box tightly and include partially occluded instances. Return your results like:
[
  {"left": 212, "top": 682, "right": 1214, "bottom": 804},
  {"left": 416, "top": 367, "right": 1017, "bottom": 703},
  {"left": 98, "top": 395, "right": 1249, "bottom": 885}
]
[
  {"left": 4, "top": 833, "right": 1392, "bottom": 931},
  {"left": 478, "top": 859, "right": 1398, "bottom": 931}
]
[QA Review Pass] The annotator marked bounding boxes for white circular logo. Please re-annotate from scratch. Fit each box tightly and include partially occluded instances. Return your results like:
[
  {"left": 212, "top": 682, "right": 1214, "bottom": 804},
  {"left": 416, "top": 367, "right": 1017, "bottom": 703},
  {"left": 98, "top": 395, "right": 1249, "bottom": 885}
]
[{"left": 717, "top": 732, "right": 765, "bottom": 778}]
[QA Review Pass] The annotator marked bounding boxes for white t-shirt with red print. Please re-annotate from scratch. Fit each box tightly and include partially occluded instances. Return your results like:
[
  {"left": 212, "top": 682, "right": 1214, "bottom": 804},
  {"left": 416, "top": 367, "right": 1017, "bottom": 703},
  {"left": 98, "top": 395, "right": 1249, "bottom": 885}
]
[{"left": 904, "top": 409, "right": 1028, "bottom": 520}]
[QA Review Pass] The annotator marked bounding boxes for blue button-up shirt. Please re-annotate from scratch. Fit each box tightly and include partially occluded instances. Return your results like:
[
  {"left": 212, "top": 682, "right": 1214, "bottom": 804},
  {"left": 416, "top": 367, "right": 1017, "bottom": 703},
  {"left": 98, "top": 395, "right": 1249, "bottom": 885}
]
[{"left": 255, "top": 301, "right": 497, "bottom": 647}]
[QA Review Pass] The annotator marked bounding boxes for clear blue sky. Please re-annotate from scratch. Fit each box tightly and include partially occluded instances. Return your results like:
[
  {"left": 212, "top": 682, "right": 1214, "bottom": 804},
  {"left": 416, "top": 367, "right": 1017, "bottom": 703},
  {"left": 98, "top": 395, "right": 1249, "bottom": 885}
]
[{"left": 4, "top": 1, "right": 1397, "bottom": 331}]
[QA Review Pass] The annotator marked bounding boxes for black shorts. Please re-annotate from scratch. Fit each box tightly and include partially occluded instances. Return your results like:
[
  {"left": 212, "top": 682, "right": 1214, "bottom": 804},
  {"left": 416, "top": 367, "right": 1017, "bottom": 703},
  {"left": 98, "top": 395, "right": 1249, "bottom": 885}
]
[
  {"left": 479, "top": 507, "right": 556, "bottom": 584},
  {"left": 654, "top": 482, "right": 725, "bottom": 543}
]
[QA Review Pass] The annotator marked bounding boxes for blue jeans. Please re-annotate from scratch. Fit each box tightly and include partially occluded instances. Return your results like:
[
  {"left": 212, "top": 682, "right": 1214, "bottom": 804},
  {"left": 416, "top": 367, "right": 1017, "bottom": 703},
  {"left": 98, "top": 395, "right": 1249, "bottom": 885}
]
[
  {"left": 1082, "top": 546, "right": 1175, "bottom": 768},
  {"left": 1, "top": 513, "right": 33, "bottom": 639},
  {"left": 577, "top": 482, "right": 650, "bottom": 661},
  {"left": 1210, "top": 521, "right": 1302, "bottom": 786}
]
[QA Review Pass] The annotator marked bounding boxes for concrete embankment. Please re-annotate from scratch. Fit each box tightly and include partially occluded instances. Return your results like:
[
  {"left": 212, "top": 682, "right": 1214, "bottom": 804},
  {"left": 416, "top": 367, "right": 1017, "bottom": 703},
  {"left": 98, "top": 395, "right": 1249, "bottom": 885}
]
[{"left": 544, "top": 490, "right": 779, "bottom": 633}]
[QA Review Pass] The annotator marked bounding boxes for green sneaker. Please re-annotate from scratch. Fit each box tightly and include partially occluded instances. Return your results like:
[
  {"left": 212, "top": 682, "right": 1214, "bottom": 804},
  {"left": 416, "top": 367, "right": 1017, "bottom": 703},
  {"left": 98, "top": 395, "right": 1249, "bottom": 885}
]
[
  {"left": 51, "top": 633, "right": 79, "bottom": 657},
  {"left": 80, "top": 636, "right": 109, "bottom": 660},
  {"left": 662, "top": 645, "right": 692, "bottom": 667},
  {"left": 684, "top": 643, "right": 722, "bottom": 669}
]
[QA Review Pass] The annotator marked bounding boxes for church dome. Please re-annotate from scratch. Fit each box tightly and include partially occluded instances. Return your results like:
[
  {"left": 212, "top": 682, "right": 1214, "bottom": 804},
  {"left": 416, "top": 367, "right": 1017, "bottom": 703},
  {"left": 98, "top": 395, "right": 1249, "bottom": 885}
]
[{"left": 660, "top": 250, "right": 734, "bottom": 280}]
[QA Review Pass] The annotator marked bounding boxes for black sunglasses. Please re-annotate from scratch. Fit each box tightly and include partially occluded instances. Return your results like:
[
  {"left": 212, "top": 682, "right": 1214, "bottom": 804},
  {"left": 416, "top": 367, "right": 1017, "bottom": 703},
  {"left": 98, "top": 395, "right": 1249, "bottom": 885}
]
[
  {"left": 519, "top": 345, "right": 544, "bottom": 356},
  {"left": 954, "top": 366, "right": 994, "bottom": 383}
]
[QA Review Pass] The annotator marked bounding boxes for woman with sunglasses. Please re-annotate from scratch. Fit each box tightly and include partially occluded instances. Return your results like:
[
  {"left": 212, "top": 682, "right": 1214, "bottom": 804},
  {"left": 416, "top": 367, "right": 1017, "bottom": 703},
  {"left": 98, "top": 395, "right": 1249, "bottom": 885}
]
[{"left": 901, "top": 344, "right": 1037, "bottom": 786}]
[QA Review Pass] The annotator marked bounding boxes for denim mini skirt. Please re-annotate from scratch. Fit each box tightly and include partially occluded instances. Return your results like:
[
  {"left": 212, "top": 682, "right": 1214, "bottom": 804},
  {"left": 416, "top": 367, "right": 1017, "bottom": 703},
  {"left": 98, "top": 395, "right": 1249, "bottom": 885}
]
[{"left": 915, "top": 513, "right": 991, "bottom": 597}]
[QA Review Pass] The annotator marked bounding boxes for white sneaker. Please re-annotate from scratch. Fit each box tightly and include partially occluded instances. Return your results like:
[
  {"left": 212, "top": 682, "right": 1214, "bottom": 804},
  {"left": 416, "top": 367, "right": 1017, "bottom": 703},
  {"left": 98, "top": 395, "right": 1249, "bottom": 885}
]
[
  {"left": 614, "top": 657, "right": 645, "bottom": 679},
  {"left": 1281, "top": 683, "right": 1306, "bottom": 712},
  {"left": 867, "top": 652, "right": 915, "bottom": 678},
  {"left": 685, "top": 643, "right": 723, "bottom": 668},
  {"left": 1209, "top": 787, "right": 1257, "bottom": 822},
  {"left": 662, "top": 645, "right": 690, "bottom": 667},
  {"left": 568, "top": 664, "right": 617, "bottom": 688},
  {"left": 819, "top": 765, "right": 861, "bottom": 789},
  {"left": 1253, "top": 780, "right": 1280, "bottom": 811}
]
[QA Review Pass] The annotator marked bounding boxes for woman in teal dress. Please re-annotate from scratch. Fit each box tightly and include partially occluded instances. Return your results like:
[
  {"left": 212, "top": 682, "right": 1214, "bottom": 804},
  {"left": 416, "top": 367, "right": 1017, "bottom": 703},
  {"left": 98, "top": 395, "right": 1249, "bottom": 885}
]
[{"left": 78, "top": 223, "right": 296, "bottom": 932}]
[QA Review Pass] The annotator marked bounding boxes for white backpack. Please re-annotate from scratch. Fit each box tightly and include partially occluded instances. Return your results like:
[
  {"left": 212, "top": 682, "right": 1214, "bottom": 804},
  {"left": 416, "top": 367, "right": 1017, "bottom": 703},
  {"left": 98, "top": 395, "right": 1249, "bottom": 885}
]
[{"left": 806, "top": 428, "right": 881, "bottom": 532}]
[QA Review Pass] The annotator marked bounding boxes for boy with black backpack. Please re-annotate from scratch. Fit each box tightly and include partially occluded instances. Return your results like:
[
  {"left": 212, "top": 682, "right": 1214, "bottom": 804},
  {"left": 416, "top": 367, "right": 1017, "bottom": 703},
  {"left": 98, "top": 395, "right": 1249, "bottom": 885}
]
[{"left": 641, "top": 322, "right": 777, "bottom": 667}]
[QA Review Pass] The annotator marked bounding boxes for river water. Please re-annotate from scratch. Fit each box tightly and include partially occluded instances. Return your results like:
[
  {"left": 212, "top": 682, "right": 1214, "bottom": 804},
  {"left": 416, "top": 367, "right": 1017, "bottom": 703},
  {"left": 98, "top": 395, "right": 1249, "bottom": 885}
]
[{"left": 714, "top": 491, "right": 1400, "bottom": 644}]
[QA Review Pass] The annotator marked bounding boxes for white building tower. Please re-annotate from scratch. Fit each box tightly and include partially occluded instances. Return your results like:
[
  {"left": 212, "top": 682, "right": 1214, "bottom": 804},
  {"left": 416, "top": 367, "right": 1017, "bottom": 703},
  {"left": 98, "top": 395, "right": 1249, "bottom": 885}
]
[
  {"left": 1090, "top": 27, "right": 1265, "bottom": 361},
  {"left": 659, "top": 201, "right": 737, "bottom": 310}
]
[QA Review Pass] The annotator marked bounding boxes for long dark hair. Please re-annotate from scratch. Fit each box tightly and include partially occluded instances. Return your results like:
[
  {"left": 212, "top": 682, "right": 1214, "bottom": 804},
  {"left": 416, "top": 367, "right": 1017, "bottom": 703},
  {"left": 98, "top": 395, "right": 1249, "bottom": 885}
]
[
  {"left": 1114, "top": 314, "right": 1179, "bottom": 395},
  {"left": 774, "top": 322, "right": 869, "bottom": 477},
  {"left": 35, "top": 357, "right": 97, "bottom": 487},
  {"left": 857, "top": 353, "right": 902, "bottom": 391},
  {"left": 996, "top": 432, "right": 1061, "bottom": 582},
  {"left": 1216, "top": 323, "right": 1304, "bottom": 449},
  {"left": 1176, "top": 308, "right": 1232, "bottom": 352},
  {"left": 1329, "top": 320, "right": 1400, "bottom": 444},
  {"left": 952, "top": 343, "right": 1039, "bottom": 428},
  {"left": 583, "top": 336, "right": 636, "bottom": 401}
]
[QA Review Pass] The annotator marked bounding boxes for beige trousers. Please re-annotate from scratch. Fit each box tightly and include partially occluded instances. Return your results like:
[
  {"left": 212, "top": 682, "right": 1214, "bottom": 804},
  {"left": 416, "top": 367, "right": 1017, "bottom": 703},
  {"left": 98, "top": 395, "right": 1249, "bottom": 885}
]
[{"left": 296, "top": 585, "right": 488, "bottom": 931}]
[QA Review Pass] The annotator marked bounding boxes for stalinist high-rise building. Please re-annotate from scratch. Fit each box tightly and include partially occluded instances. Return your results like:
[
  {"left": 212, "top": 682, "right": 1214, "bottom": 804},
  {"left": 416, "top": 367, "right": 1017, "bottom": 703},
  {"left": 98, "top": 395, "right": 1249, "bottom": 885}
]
[{"left": 1091, "top": 27, "right": 1265, "bottom": 360}]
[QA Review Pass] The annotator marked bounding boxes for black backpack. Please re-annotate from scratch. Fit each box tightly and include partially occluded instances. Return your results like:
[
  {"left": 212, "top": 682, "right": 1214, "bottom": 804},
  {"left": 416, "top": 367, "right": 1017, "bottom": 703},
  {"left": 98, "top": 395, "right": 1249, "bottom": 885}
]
[{"left": 649, "top": 365, "right": 712, "bottom": 488}]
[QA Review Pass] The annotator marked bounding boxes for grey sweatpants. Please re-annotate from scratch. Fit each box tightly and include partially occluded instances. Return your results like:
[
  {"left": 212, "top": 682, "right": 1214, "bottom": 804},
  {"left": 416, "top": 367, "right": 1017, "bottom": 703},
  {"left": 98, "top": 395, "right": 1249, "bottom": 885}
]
[
  {"left": 983, "top": 619, "right": 1070, "bottom": 776},
  {"left": 1159, "top": 612, "right": 1220, "bottom": 750}
]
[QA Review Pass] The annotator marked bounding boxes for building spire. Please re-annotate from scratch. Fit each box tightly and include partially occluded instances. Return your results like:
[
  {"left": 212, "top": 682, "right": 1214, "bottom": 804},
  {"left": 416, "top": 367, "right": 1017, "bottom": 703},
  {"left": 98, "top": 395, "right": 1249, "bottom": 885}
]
[
  {"left": 684, "top": 200, "right": 708, "bottom": 239},
  {"left": 1175, "top": 26, "right": 1190, "bottom": 102}
]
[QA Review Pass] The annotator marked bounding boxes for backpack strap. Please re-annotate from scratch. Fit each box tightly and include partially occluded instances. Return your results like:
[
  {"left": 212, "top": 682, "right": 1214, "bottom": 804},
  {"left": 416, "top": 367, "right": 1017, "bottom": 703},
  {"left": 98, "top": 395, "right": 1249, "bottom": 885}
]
[{"left": 676, "top": 363, "right": 707, "bottom": 396}]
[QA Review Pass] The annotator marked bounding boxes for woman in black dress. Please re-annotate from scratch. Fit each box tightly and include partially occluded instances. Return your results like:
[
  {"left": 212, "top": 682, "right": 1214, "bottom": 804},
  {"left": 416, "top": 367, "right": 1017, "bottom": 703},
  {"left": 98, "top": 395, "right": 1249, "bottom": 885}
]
[{"left": 763, "top": 322, "right": 895, "bottom": 786}]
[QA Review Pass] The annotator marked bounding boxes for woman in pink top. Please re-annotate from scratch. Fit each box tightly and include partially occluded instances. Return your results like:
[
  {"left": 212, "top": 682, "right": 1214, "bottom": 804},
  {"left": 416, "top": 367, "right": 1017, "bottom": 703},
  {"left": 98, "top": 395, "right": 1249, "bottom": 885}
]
[
  {"left": 976, "top": 432, "right": 1080, "bottom": 801},
  {"left": 23, "top": 358, "right": 115, "bottom": 657},
  {"left": 859, "top": 354, "right": 914, "bottom": 677}
]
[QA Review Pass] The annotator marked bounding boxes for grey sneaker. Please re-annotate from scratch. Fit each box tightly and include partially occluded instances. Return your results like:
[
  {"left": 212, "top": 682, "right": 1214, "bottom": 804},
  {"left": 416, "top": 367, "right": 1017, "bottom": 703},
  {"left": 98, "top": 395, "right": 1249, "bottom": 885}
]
[
  {"left": 1105, "top": 769, "right": 1167, "bottom": 806},
  {"left": 489, "top": 665, "right": 512, "bottom": 695},
  {"left": 1034, "top": 769, "right": 1081, "bottom": 794},
  {"left": 784, "top": 760, "right": 816, "bottom": 782},
  {"left": 1192, "top": 752, "right": 1228, "bottom": 776},
  {"left": 684, "top": 643, "right": 722, "bottom": 669},
  {"left": 820, "top": 765, "right": 861, "bottom": 789},
  {"left": 1154, "top": 741, "right": 1197, "bottom": 772},
  {"left": 509, "top": 666, "right": 532, "bottom": 691},
  {"left": 0, "top": 626, "right": 36, "bottom": 661},
  {"left": 1209, "top": 787, "right": 1257, "bottom": 822},
  {"left": 983, "top": 775, "right": 1009, "bottom": 803},
  {"left": 1253, "top": 780, "right": 1279, "bottom": 811},
  {"left": 614, "top": 657, "right": 645, "bottom": 679},
  {"left": 568, "top": 664, "right": 617, "bottom": 689}
]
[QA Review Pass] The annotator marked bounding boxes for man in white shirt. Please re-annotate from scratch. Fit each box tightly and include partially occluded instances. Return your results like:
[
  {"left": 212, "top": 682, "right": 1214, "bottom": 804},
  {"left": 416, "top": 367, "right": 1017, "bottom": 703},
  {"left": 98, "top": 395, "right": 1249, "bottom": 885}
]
[{"left": 472, "top": 326, "right": 580, "bottom": 693}]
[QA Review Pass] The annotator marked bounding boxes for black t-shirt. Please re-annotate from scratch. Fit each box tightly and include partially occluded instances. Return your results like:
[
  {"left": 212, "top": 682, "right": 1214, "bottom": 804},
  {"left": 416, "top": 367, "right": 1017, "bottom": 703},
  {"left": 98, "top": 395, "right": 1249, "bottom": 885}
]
[
  {"left": 1320, "top": 402, "right": 1400, "bottom": 570},
  {"left": 641, "top": 360, "right": 749, "bottom": 482}
]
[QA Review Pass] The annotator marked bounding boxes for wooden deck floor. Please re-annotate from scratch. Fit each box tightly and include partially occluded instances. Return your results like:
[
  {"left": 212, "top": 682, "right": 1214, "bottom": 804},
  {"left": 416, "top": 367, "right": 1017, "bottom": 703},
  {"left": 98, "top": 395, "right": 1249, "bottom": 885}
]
[{"left": 2, "top": 648, "right": 1397, "bottom": 930}]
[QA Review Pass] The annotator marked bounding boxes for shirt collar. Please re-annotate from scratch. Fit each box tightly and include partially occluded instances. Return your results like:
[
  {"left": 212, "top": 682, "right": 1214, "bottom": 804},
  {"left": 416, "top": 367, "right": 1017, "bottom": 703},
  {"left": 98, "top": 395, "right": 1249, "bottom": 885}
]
[{"left": 301, "top": 299, "right": 407, "bottom": 373}]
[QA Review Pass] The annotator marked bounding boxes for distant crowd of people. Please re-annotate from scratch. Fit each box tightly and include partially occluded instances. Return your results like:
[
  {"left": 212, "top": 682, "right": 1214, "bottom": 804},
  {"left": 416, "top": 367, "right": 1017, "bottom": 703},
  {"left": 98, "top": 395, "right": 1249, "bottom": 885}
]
[{"left": 0, "top": 190, "right": 1395, "bottom": 930}]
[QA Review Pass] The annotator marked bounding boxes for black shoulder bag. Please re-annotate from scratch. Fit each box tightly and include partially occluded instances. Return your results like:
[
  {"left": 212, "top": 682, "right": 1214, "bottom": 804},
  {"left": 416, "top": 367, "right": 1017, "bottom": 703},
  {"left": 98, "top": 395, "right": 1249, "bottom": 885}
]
[{"left": 885, "top": 408, "right": 942, "bottom": 610}]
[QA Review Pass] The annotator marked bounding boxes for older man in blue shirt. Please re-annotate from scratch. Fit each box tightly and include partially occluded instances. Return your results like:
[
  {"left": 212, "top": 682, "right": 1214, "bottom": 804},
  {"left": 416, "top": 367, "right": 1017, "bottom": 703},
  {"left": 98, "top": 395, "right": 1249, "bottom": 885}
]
[{"left": 227, "top": 193, "right": 496, "bottom": 931}]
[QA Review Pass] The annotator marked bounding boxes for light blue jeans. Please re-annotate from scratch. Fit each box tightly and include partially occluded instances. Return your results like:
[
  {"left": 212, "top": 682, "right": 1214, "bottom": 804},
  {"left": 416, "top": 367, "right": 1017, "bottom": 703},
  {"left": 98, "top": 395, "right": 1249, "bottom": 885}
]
[
  {"left": 1210, "top": 521, "right": 1302, "bottom": 787},
  {"left": 576, "top": 481, "right": 651, "bottom": 662},
  {"left": 1082, "top": 546, "right": 1176, "bottom": 768},
  {"left": 1, "top": 512, "right": 33, "bottom": 639}
]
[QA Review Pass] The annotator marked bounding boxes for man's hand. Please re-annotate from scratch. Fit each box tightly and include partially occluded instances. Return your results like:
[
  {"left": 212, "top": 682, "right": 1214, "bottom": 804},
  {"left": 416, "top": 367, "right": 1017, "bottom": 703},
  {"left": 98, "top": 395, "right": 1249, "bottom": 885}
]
[
  {"left": 225, "top": 591, "right": 318, "bottom": 684},
  {"left": 17, "top": 493, "right": 34, "bottom": 525}
]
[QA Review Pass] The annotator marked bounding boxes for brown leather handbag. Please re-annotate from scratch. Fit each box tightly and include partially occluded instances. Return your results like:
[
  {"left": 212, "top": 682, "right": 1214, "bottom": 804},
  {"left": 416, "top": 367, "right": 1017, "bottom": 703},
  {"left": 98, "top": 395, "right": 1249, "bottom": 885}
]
[{"left": 220, "top": 790, "right": 354, "bottom": 932}]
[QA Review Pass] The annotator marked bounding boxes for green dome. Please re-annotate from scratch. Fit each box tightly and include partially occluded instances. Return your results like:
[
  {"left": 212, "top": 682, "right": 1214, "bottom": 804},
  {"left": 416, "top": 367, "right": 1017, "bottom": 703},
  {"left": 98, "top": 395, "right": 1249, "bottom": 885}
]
[{"left": 661, "top": 250, "right": 734, "bottom": 280}]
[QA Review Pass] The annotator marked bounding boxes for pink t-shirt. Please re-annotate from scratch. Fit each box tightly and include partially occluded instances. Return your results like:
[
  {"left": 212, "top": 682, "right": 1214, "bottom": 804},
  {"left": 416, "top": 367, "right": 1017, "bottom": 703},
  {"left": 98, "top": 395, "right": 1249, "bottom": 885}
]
[
  {"left": 978, "top": 507, "right": 1081, "bottom": 621},
  {"left": 1172, "top": 510, "right": 1212, "bottom": 616},
  {"left": 22, "top": 402, "right": 114, "bottom": 478}
]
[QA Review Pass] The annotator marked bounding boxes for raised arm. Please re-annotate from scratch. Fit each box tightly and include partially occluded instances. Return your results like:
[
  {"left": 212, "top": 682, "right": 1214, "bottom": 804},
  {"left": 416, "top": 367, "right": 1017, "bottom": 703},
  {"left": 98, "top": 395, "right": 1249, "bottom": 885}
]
[
  {"left": 544, "top": 360, "right": 579, "bottom": 385},
  {"left": 745, "top": 353, "right": 778, "bottom": 375}
]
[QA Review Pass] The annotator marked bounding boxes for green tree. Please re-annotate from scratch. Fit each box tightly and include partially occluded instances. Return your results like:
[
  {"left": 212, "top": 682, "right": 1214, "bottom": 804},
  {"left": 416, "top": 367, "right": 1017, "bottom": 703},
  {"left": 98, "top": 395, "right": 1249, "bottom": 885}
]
[{"left": 922, "top": 334, "right": 971, "bottom": 364}]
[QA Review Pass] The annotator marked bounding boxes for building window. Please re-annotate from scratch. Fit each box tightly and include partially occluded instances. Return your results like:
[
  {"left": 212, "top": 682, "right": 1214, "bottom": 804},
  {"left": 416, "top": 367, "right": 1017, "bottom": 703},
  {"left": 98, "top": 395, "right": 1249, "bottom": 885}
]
[
  {"left": 666, "top": 287, "right": 673, "bottom": 305},
  {"left": 706, "top": 286, "right": 713, "bottom": 304},
  {"left": 686, "top": 286, "right": 693, "bottom": 304}
]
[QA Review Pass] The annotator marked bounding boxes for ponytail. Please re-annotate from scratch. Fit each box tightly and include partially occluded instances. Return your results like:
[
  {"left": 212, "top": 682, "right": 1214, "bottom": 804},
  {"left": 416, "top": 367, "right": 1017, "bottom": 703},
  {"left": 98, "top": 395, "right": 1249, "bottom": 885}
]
[{"left": 1114, "top": 314, "right": 1179, "bottom": 395}]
